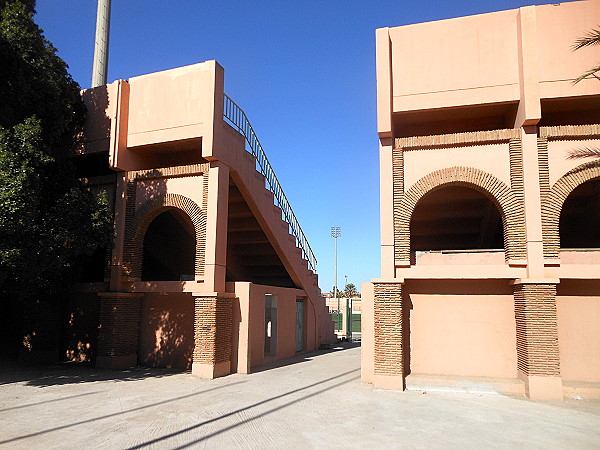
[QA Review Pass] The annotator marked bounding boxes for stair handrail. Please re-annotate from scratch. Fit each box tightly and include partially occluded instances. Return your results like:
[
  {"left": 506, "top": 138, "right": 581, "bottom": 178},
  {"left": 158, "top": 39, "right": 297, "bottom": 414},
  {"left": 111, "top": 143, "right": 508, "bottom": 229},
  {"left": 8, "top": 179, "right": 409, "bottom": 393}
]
[{"left": 223, "top": 94, "right": 317, "bottom": 272}]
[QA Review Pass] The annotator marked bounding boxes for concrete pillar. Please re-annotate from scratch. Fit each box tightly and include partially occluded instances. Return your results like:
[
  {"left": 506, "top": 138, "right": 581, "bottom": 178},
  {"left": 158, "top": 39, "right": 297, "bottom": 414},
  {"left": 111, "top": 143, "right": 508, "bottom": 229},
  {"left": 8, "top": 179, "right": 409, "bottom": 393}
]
[
  {"left": 192, "top": 294, "right": 234, "bottom": 379},
  {"left": 96, "top": 292, "right": 143, "bottom": 369},
  {"left": 512, "top": 280, "right": 563, "bottom": 400},
  {"left": 372, "top": 281, "right": 404, "bottom": 390},
  {"left": 379, "top": 137, "right": 396, "bottom": 277},
  {"left": 204, "top": 162, "right": 229, "bottom": 293}
]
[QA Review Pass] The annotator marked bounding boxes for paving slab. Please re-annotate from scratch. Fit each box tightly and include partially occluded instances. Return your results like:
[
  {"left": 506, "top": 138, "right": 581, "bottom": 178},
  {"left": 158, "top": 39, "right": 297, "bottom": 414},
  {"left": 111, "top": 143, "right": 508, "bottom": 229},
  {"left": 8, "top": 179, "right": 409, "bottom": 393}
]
[{"left": 1, "top": 343, "right": 599, "bottom": 449}]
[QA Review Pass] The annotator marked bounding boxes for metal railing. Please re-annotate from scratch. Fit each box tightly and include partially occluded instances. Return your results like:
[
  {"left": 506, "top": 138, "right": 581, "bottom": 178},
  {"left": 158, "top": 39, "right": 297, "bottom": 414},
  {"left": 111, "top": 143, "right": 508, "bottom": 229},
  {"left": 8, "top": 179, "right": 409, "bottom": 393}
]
[{"left": 223, "top": 94, "right": 317, "bottom": 272}]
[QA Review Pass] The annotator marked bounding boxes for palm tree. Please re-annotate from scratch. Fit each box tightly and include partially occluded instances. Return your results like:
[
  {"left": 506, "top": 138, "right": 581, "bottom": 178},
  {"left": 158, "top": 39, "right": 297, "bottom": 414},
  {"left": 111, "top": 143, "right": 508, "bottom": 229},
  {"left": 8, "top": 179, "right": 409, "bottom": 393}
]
[
  {"left": 572, "top": 28, "right": 600, "bottom": 84},
  {"left": 569, "top": 28, "right": 600, "bottom": 160}
]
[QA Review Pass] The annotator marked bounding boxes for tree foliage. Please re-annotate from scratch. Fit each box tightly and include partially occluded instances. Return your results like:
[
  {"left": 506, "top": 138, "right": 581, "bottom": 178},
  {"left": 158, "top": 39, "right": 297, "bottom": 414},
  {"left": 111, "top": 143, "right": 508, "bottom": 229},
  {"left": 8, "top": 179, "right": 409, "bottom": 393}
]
[
  {"left": 572, "top": 27, "right": 600, "bottom": 84},
  {"left": 0, "top": 1, "right": 111, "bottom": 306}
]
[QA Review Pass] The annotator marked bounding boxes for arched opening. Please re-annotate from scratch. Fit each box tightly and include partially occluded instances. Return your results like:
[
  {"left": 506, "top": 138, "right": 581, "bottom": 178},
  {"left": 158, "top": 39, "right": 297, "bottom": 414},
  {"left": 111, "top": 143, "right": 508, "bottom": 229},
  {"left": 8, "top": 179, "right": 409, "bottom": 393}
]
[
  {"left": 410, "top": 185, "right": 504, "bottom": 252},
  {"left": 141, "top": 209, "right": 195, "bottom": 281},
  {"left": 560, "top": 179, "right": 600, "bottom": 249}
]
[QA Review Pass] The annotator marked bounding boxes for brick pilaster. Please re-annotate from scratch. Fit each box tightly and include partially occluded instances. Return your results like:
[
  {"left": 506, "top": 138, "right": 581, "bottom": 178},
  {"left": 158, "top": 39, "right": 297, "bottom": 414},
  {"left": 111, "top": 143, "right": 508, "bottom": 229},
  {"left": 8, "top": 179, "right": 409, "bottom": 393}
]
[
  {"left": 373, "top": 283, "right": 403, "bottom": 376},
  {"left": 513, "top": 283, "right": 560, "bottom": 377},
  {"left": 192, "top": 295, "right": 233, "bottom": 378},
  {"left": 96, "top": 292, "right": 143, "bottom": 369}
]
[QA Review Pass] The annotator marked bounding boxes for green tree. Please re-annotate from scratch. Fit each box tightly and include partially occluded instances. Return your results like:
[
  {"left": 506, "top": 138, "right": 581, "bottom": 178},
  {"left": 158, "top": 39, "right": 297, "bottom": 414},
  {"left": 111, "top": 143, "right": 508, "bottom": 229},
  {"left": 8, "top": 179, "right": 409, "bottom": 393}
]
[
  {"left": 343, "top": 283, "right": 360, "bottom": 298},
  {"left": 0, "top": 0, "right": 111, "bottom": 357}
]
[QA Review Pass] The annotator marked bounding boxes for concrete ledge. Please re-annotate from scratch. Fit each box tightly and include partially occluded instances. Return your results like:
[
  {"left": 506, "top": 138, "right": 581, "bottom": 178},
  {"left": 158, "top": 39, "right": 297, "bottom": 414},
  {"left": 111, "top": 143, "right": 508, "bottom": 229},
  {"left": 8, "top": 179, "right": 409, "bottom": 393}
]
[
  {"left": 522, "top": 375, "right": 563, "bottom": 401},
  {"left": 192, "top": 361, "right": 231, "bottom": 379},
  {"left": 96, "top": 354, "right": 137, "bottom": 370},
  {"left": 373, "top": 374, "right": 404, "bottom": 390},
  {"left": 406, "top": 373, "right": 525, "bottom": 396},
  {"left": 563, "top": 380, "right": 600, "bottom": 400}
]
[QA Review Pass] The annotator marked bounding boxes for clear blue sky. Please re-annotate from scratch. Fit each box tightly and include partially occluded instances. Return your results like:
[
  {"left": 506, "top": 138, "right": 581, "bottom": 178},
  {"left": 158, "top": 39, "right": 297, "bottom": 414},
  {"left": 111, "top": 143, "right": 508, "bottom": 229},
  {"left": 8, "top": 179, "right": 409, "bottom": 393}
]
[{"left": 36, "top": 0, "right": 553, "bottom": 293}]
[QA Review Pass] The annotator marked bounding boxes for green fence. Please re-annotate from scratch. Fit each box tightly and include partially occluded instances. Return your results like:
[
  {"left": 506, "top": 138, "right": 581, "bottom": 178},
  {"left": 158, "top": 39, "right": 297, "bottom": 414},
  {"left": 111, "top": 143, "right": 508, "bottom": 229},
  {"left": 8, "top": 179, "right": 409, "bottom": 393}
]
[
  {"left": 351, "top": 313, "right": 361, "bottom": 332},
  {"left": 330, "top": 312, "right": 361, "bottom": 332},
  {"left": 331, "top": 312, "right": 343, "bottom": 331}
]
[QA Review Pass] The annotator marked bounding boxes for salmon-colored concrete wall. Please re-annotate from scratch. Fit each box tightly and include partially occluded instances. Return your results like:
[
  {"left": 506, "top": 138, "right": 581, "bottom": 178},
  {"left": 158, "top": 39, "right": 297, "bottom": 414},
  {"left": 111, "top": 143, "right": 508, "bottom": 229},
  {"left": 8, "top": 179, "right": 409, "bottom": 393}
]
[
  {"left": 547, "top": 138, "right": 600, "bottom": 186},
  {"left": 360, "top": 282, "right": 375, "bottom": 384},
  {"left": 138, "top": 292, "right": 194, "bottom": 369},
  {"left": 127, "top": 62, "right": 218, "bottom": 149},
  {"left": 389, "top": 9, "right": 520, "bottom": 113},
  {"left": 135, "top": 175, "right": 205, "bottom": 210},
  {"left": 230, "top": 282, "right": 315, "bottom": 371},
  {"left": 385, "top": 1, "right": 600, "bottom": 116},
  {"left": 557, "top": 296, "right": 600, "bottom": 383},
  {"left": 81, "top": 82, "right": 118, "bottom": 154},
  {"left": 408, "top": 292, "right": 517, "bottom": 378},
  {"left": 536, "top": 1, "right": 600, "bottom": 99},
  {"left": 403, "top": 142, "right": 511, "bottom": 190}
]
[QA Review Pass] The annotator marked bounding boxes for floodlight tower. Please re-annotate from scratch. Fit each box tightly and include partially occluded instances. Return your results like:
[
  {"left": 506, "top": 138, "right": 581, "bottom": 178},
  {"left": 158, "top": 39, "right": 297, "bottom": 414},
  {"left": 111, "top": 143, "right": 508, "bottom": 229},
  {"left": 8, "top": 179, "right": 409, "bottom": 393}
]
[
  {"left": 92, "top": 0, "right": 112, "bottom": 87},
  {"left": 331, "top": 226, "right": 341, "bottom": 312}
]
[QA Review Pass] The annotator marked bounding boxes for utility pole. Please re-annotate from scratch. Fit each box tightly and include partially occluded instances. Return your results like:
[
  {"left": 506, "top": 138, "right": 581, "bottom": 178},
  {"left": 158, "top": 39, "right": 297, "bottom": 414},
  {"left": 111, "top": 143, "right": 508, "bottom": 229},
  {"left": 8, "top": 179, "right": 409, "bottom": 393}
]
[
  {"left": 92, "top": 0, "right": 112, "bottom": 87},
  {"left": 331, "top": 227, "right": 341, "bottom": 319}
]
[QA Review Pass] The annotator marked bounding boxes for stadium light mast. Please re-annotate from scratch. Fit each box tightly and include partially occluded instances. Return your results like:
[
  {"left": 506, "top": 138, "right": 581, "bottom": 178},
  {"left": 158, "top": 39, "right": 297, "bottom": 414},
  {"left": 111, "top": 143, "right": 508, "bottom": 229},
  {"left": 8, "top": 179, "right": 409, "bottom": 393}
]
[
  {"left": 92, "top": 0, "right": 112, "bottom": 87},
  {"left": 331, "top": 226, "right": 341, "bottom": 312}
]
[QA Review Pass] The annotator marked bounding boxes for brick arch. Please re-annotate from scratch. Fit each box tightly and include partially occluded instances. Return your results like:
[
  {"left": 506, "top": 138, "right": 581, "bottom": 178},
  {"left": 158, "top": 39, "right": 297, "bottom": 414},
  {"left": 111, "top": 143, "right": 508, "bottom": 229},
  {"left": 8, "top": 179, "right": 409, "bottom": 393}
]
[
  {"left": 123, "top": 193, "right": 206, "bottom": 279},
  {"left": 542, "top": 160, "right": 600, "bottom": 259},
  {"left": 396, "top": 167, "right": 525, "bottom": 262}
]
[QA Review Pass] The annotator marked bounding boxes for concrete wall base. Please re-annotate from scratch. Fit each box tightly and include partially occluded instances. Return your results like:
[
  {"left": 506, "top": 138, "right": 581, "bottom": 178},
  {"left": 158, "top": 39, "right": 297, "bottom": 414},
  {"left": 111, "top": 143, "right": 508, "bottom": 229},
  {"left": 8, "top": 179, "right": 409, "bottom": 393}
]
[
  {"left": 96, "top": 354, "right": 137, "bottom": 370},
  {"left": 563, "top": 381, "right": 600, "bottom": 400},
  {"left": 192, "top": 361, "right": 231, "bottom": 379},
  {"left": 372, "top": 374, "right": 404, "bottom": 390},
  {"left": 18, "top": 348, "right": 59, "bottom": 364},
  {"left": 521, "top": 374, "right": 563, "bottom": 400},
  {"left": 405, "top": 373, "right": 525, "bottom": 396}
]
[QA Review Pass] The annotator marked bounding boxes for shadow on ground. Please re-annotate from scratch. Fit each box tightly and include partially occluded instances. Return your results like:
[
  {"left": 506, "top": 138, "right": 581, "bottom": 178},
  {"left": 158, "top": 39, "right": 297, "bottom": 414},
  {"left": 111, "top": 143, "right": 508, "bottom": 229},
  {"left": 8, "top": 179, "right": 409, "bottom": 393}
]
[
  {"left": 0, "top": 359, "right": 185, "bottom": 387},
  {"left": 0, "top": 341, "right": 360, "bottom": 387},
  {"left": 251, "top": 340, "right": 360, "bottom": 373}
]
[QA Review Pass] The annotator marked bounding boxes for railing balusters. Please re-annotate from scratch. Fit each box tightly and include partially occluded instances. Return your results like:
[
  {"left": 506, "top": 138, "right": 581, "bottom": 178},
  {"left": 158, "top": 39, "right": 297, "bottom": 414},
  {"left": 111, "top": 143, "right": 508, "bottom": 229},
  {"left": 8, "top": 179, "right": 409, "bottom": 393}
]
[{"left": 222, "top": 94, "right": 317, "bottom": 272}]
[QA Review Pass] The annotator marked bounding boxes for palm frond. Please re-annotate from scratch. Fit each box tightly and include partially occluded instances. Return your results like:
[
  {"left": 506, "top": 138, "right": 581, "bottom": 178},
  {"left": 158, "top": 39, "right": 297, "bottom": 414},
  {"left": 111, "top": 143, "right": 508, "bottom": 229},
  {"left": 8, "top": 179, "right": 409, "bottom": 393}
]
[
  {"left": 567, "top": 147, "right": 600, "bottom": 159},
  {"left": 572, "top": 28, "right": 600, "bottom": 51},
  {"left": 572, "top": 64, "right": 600, "bottom": 84}
]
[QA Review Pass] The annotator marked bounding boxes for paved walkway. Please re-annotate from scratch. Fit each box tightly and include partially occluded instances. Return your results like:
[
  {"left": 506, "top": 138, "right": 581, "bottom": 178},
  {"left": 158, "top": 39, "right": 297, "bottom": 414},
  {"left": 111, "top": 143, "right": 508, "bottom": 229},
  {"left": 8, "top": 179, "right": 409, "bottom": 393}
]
[{"left": 1, "top": 344, "right": 599, "bottom": 449}]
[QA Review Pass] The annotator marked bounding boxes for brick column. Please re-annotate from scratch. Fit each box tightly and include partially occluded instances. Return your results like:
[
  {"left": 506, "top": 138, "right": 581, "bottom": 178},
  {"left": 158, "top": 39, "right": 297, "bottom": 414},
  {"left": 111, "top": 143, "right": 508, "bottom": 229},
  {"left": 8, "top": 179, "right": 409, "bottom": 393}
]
[
  {"left": 513, "top": 281, "right": 562, "bottom": 400},
  {"left": 373, "top": 282, "right": 404, "bottom": 390},
  {"left": 191, "top": 294, "right": 233, "bottom": 379},
  {"left": 96, "top": 292, "right": 143, "bottom": 369}
]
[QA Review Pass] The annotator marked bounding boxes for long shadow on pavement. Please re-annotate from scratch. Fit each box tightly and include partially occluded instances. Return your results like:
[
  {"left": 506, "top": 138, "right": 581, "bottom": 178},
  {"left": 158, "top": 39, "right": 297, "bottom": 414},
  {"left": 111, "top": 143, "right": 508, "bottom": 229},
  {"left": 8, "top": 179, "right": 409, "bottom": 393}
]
[
  {"left": 127, "top": 367, "right": 361, "bottom": 449},
  {"left": 0, "top": 359, "right": 186, "bottom": 387},
  {"left": 0, "top": 380, "right": 246, "bottom": 445}
]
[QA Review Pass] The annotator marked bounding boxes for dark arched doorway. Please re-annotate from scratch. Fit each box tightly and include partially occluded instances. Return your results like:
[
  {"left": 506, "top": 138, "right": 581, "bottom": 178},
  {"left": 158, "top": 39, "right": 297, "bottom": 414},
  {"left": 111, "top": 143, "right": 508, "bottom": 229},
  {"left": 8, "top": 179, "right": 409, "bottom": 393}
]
[
  {"left": 410, "top": 185, "right": 504, "bottom": 252},
  {"left": 141, "top": 209, "right": 195, "bottom": 281},
  {"left": 560, "top": 179, "right": 600, "bottom": 249}
]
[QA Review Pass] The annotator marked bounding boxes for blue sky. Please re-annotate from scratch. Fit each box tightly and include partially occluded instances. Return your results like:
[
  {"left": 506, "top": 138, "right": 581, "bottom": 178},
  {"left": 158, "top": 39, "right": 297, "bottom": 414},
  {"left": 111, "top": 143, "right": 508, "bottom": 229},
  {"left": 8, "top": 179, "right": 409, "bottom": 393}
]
[{"left": 35, "top": 0, "right": 553, "bottom": 292}]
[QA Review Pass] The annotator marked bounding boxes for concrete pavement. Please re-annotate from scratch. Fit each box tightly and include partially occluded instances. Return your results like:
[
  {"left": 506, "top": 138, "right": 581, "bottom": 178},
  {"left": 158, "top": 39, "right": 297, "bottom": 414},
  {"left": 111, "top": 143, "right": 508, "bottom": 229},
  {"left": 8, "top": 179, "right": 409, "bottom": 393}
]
[{"left": 1, "top": 343, "right": 599, "bottom": 449}]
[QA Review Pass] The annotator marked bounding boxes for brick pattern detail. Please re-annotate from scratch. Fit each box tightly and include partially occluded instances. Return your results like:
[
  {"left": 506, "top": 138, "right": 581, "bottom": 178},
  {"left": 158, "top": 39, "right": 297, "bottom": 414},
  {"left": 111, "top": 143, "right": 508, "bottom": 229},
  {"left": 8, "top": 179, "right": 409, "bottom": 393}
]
[
  {"left": 537, "top": 138, "right": 551, "bottom": 202},
  {"left": 395, "top": 128, "right": 520, "bottom": 149},
  {"left": 513, "top": 283, "right": 560, "bottom": 376},
  {"left": 123, "top": 193, "right": 207, "bottom": 278},
  {"left": 539, "top": 124, "right": 600, "bottom": 259},
  {"left": 393, "top": 166, "right": 526, "bottom": 262},
  {"left": 193, "top": 296, "right": 233, "bottom": 365},
  {"left": 122, "top": 178, "right": 137, "bottom": 277},
  {"left": 539, "top": 124, "right": 600, "bottom": 139},
  {"left": 128, "top": 163, "right": 209, "bottom": 180},
  {"left": 97, "top": 295, "right": 142, "bottom": 358},
  {"left": 373, "top": 283, "right": 403, "bottom": 375}
]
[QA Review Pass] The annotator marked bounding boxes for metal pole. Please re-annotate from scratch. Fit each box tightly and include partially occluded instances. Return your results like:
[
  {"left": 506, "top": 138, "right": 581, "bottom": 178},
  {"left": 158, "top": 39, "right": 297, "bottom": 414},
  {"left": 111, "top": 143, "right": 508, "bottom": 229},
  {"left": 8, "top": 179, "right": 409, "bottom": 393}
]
[
  {"left": 92, "top": 0, "right": 112, "bottom": 87},
  {"left": 331, "top": 227, "right": 341, "bottom": 324}
]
